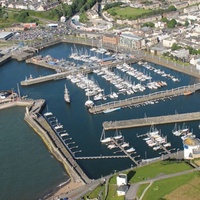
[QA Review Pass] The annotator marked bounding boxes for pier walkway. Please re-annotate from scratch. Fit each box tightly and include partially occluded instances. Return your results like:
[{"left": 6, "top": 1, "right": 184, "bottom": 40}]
[
  {"left": 89, "top": 83, "right": 200, "bottom": 114},
  {"left": 20, "top": 69, "right": 92, "bottom": 86},
  {"left": 34, "top": 115, "right": 90, "bottom": 184},
  {"left": 111, "top": 139, "right": 139, "bottom": 165},
  {"left": 75, "top": 155, "right": 128, "bottom": 160},
  {"left": 20, "top": 58, "right": 137, "bottom": 86},
  {"left": 103, "top": 111, "right": 200, "bottom": 130}
]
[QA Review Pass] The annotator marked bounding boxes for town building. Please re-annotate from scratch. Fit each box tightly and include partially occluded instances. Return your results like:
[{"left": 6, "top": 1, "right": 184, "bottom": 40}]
[
  {"left": 119, "top": 33, "right": 145, "bottom": 49},
  {"left": 102, "top": 34, "right": 119, "bottom": 46},
  {"left": 0, "top": 32, "right": 13, "bottom": 40}
]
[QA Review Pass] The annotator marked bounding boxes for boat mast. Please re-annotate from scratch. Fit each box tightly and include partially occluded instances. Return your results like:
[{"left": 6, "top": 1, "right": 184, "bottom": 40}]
[
  {"left": 100, "top": 128, "right": 105, "bottom": 141},
  {"left": 17, "top": 83, "right": 21, "bottom": 99}
]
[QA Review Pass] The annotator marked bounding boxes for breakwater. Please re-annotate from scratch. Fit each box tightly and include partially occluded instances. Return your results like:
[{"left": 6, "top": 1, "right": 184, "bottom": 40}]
[
  {"left": 103, "top": 111, "right": 200, "bottom": 130},
  {"left": 0, "top": 54, "right": 11, "bottom": 66},
  {"left": 89, "top": 83, "right": 200, "bottom": 114},
  {"left": 0, "top": 96, "right": 90, "bottom": 186},
  {"left": 23, "top": 100, "right": 91, "bottom": 185}
]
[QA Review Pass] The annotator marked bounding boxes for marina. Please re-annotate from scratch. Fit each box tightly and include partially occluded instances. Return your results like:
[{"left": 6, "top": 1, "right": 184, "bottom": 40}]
[{"left": 1, "top": 41, "right": 200, "bottom": 199}]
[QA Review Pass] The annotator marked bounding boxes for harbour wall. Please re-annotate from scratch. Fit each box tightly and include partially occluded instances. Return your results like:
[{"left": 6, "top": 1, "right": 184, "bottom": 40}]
[
  {"left": 89, "top": 83, "right": 200, "bottom": 114},
  {"left": 0, "top": 100, "right": 33, "bottom": 110},
  {"left": 0, "top": 54, "right": 11, "bottom": 66},
  {"left": 103, "top": 111, "right": 200, "bottom": 130},
  {"left": 23, "top": 102, "right": 90, "bottom": 185},
  {"left": 0, "top": 98, "right": 89, "bottom": 186}
]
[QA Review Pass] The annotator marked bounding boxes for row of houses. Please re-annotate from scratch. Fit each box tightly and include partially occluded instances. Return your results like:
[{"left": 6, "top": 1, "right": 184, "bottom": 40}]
[{"left": 0, "top": 0, "right": 59, "bottom": 11}]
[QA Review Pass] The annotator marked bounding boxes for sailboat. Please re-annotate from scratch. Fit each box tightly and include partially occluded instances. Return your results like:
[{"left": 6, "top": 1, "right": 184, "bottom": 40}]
[
  {"left": 64, "top": 84, "right": 70, "bottom": 103},
  {"left": 100, "top": 129, "right": 112, "bottom": 143},
  {"left": 113, "top": 129, "right": 123, "bottom": 140},
  {"left": 85, "top": 96, "right": 94, "bottom": 108},
  {"left": 44, "top": 105, "right": 53, "bottom": 117},
  {"left": 85, "top": 81, "right": 94, "bottom": 108},
  {"left": 172, "top": 123, "right": 181, "bottom": 136}
]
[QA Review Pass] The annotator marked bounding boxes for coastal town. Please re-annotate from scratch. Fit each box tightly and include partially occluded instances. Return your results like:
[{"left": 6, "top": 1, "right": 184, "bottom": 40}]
[{"left": 0, "top": 0, "right": 200, "bottom": 200}]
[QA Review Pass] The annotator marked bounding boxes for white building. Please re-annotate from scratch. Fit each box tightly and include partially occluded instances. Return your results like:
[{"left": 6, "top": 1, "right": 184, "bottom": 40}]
[
  {"left": 162, "top": 37, "right": 177, "bottom": 48},
  {"left": 196, "top": 60, "right": 200, "bottom": 70},
  {"left": 116, "top": 174, "right": 128, "bottom": 196},
  {"left": 60, "top": 16, "right": 66, "bottom": 23},
  {"left": 183, "top": 137, "right": 200, "bottom": 159},
  {"left": 117, "top": 185, "right": 128, "bottom": 196},
  {"left": 117, "top": 174, "right": 127, "bottom": 186}
]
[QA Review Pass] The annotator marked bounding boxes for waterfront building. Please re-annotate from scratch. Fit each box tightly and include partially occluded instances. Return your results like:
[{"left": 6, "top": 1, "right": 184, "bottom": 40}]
[
  {"left": 102, "top": 34, "right": 119, "bottom": 46},
  {"left": 119, "top": 33, "right": 145, "bottom": 49},
  {"left": 183, "top": 137, "right": 200, "bottom": 159}
]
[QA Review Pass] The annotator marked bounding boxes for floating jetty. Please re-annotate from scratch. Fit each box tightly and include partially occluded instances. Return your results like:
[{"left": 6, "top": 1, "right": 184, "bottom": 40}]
[
  {"left": 103, "top": 111, "right": 200, "bottom": 130},
  {"left": 89, "top": 83, "right": 200, "bottom": 114}
]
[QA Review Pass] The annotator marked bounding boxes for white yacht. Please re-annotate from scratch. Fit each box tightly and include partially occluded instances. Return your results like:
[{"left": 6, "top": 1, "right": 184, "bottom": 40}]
[
  {"left": 85, "top": 97, "right": 94, "bottom": 108},
  {"left": 64, "top": 84, "right": 70, "bottom": 103},
  {"left": 126, "top": 147, "right": 135, "bottom": 153}
]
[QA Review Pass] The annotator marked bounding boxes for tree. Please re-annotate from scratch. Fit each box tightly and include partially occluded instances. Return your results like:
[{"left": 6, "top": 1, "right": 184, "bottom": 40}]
[
  {"left": 171, "top": 43, "right": 181, "bottom": 51},
  {"left": 168, "top": 5, "right": 176, "bottom": 11},
  {"left": 161, "top": 17, "right": 168, "bottom": 23},
  {"left": 167, "top": 19, "right": 177, "bottom": 28},
  {"left": 184, "top": 20, "right": 189, "bottom": 27}
]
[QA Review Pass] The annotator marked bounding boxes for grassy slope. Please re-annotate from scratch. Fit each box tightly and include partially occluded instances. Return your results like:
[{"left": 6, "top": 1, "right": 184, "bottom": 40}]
[
  {"left": 107, "top": 7, "right": 151, "bottom": 19},
  {"left": 129, "top": 161, "right": 192, "bottom": 183},
  {"left": 142, "top": 171, "right": 200, "bottom": 200}
]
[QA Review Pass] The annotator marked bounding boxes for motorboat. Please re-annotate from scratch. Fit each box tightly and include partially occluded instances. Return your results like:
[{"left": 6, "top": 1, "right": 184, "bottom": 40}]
[{"left": 126, "top": 147, "right": 135, "bottom": 153}]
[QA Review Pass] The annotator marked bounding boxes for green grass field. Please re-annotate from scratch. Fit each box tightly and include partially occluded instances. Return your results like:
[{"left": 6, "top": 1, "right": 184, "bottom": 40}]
[
  {"left": 142, "top": 172, "right": 200, "bottom": 200},
  {"left": 108, "top": 160, "right": 192, "bottom": 185},
  {"left": 137, "top": 183, "right": 150, "bottom": 198},
  {"left": 129, "top": 160, "right": 192, "bottom": 183},
  {"left": 87, "top": 184, "right": 105, "bottom": 199},
  {"left": 106, "top": 184, "right": 124, "bottom": 200},
  {"left": 107, "top": 7, "right": 152, "bottom": 20}
]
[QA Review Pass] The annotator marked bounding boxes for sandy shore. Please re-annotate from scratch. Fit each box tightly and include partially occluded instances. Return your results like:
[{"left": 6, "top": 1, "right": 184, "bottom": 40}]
[{"left": 46, "top": 180, "right": 84, "bottom": 200}]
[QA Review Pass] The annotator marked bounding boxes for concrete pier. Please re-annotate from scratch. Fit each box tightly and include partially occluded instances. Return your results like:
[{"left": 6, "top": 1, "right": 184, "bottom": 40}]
[
  {"left": 89, "top": 83, "right": 200, "bottom": 114},
  {"left": 0, "top": 95, "right": 90, "bottom": 185},
  {"left": 0, "top": 54, "right": 11, "bottom": 66},
  {"left": 23, "top": 101, "right": 91, "bottom": 184},
  {"left": 20, "top": 68, "right": 92, "bottom": 86},
  {"left": 103, "top": 111, "right": 200, "bottom": 130}
]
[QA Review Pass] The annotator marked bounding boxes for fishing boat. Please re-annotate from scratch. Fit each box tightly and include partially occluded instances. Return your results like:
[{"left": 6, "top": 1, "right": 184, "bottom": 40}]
[{"left": 64, "top": 84, "right": 70, "bottom": 103}]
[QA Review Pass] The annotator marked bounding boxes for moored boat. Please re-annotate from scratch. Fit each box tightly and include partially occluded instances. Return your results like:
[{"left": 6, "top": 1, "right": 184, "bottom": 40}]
[
  {"left": 103, "top": 107, "right": 121, "bottom": 114},
  {"left": 126, "top": 147, "right": 135, "bottom": 153},
  {"left": 64, "top": 84, "right": 70, "bottom": 103},
  {"left": 183, "top": 90, "right": 193, "bottom": 96}
]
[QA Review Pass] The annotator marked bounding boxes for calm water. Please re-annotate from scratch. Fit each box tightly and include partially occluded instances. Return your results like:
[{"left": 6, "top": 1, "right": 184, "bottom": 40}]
[{"left": 0, "top": 43, "right": 200, "bottom": 199}]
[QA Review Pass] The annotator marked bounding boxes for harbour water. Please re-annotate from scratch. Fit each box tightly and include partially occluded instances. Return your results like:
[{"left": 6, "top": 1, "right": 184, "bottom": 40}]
[{"left": 1, "top": 43, "right": 200, "bottom": 199}]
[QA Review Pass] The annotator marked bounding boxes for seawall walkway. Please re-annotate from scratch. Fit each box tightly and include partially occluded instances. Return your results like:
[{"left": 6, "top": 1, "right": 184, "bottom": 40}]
[{"left": 103, "top": 111, "right": 200, "bottom": 130}]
